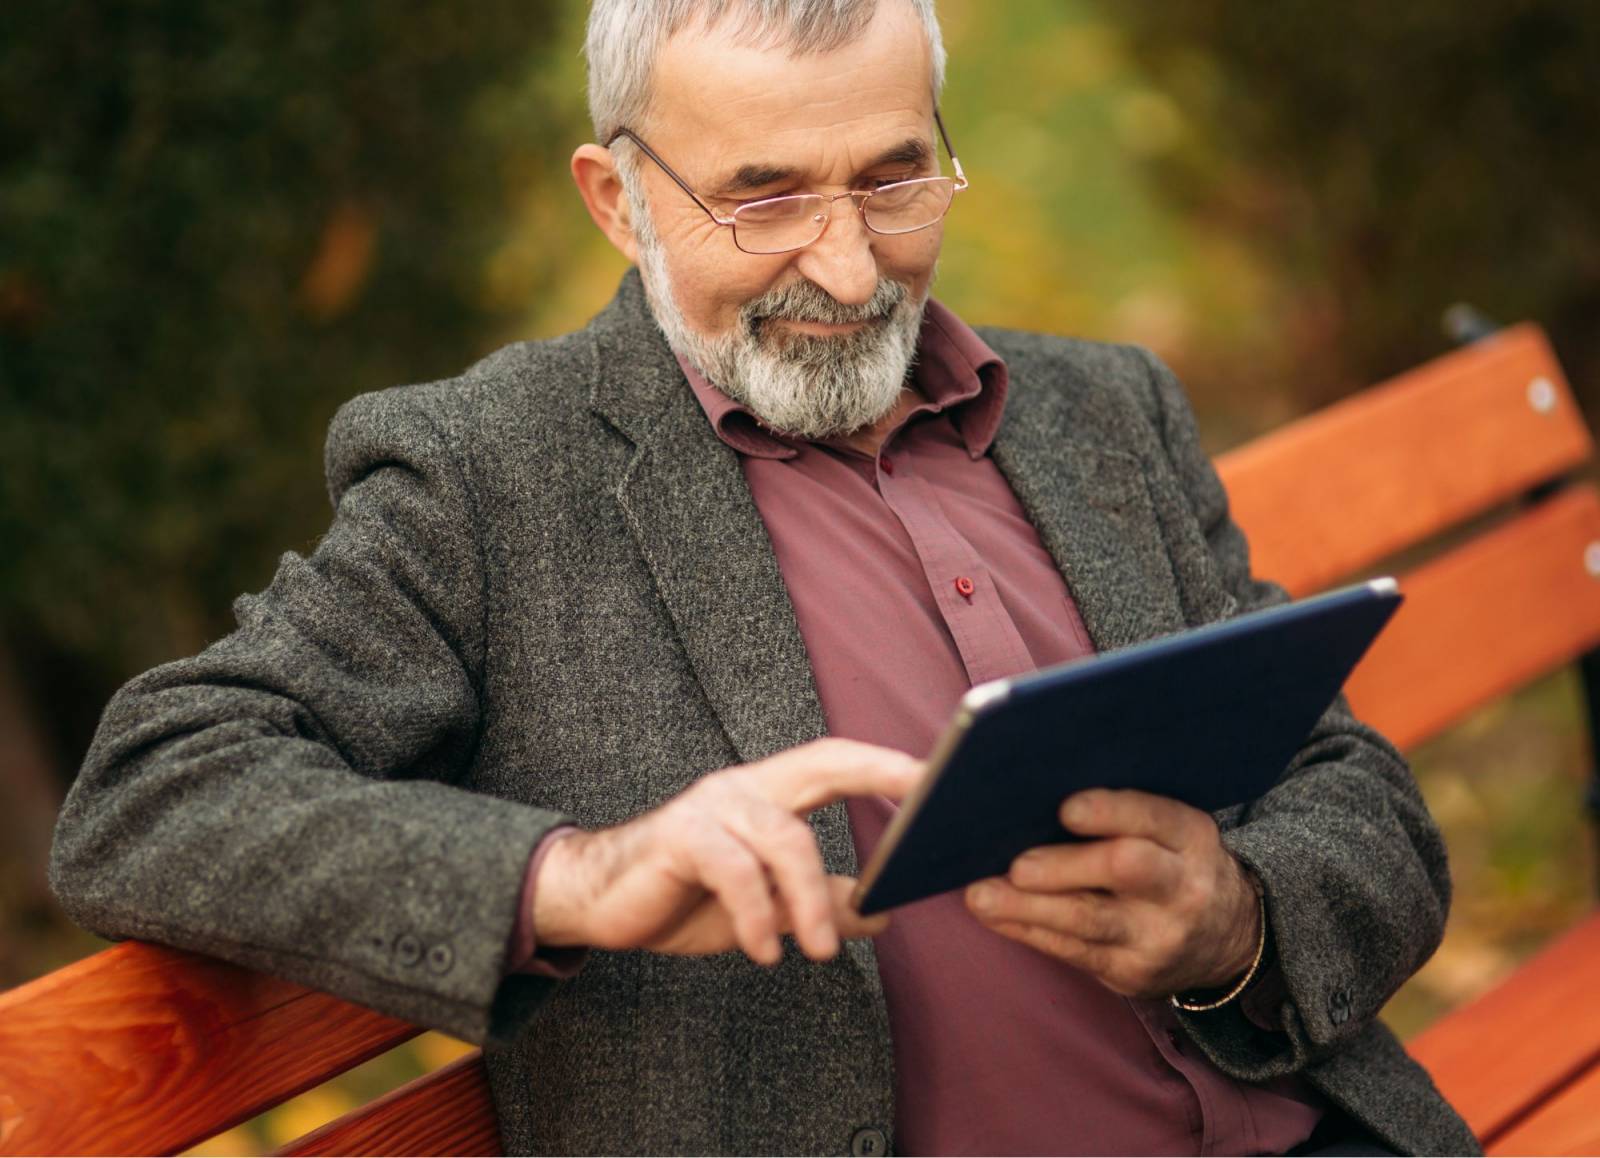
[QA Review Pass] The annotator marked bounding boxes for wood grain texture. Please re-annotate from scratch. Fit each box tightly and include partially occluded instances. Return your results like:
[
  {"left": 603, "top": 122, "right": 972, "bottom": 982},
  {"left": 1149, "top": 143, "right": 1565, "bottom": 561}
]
[
  {"left": 1218, "top": 324, "right": 1590, "bottom": 597},
  {"left": 1487, "top": 1054, "right": 1600, "bottom": 1156},
  {"left": 1343, "top": 486, "right": 1600, "bottom": 751},
  {"left": 0, "top": 940, "right": 421, "bottom": 1155},
  {"left": 1409, "top": 914, "right": 1600, "bottom": 1148},
  {"left": 275, "top": 1051, "right": 497, "bottom": 1157}
]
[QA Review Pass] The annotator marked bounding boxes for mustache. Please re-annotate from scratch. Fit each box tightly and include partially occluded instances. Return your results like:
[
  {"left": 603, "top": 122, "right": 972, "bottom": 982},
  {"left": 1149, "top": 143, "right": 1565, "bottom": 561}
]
[{"left": 743, "top": 277, "right": 909, "bottom": 334}]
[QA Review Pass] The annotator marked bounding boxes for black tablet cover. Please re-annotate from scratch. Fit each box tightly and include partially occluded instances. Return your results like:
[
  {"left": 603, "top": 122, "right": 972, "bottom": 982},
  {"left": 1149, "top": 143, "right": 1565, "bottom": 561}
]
[{"left": 854, "top": 580, "right": 1402, "bottom": 916}]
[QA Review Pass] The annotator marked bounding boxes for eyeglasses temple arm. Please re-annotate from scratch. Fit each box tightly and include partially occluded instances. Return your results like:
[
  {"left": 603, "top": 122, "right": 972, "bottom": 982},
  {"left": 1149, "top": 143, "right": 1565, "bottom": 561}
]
[
  {"left": 605, "top": 128, "right": 736, "bottom": 225},
  {"left": 933, "top": 108, "right": 969, "bottom": 191}
]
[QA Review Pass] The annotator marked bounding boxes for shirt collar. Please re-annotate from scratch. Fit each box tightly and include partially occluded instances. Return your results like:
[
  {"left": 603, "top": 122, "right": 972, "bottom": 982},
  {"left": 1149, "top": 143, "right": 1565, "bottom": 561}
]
[{"left": 676, "top": 297, "right": 1009, "bottom": 461}]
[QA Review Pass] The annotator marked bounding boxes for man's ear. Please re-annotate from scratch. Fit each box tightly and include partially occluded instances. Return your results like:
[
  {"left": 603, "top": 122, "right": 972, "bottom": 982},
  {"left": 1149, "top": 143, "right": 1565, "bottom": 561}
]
[{"left": 572, "top": 144, "right": 641, "bottom": 264}]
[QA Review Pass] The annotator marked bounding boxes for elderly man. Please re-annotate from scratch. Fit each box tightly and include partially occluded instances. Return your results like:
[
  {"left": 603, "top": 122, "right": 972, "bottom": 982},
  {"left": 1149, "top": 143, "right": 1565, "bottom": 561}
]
[{"left": 51, "top": 1, "right": 1475, "bottom": 1154}]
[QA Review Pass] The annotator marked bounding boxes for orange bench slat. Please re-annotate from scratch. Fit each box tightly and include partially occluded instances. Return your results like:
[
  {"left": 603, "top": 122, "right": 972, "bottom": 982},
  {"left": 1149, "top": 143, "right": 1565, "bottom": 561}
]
[
  {"left": 275, "top": 1051, "right": 498, "bottom": 1157},
  {"left": 1407, "top": 913, "right": 1600, "bottom": 1145},
  {"left": 0, "top": 941, "right": 421, "bottom": 1156},
  {"left": 1218, "top": 324, "right": 1590, "bottom": 598},
  {"left": 1486, "top": 1055, "right": 1600, "bottom": 1156},
  {"left": 1343, "top": 486, "right": 1600, "bottom": 751}
]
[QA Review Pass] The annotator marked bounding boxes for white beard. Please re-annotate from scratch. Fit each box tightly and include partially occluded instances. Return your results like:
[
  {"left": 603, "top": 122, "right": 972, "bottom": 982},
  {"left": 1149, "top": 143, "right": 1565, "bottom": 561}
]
[{"left": 630, "top": 201, "right": 927, "bottom": 441}]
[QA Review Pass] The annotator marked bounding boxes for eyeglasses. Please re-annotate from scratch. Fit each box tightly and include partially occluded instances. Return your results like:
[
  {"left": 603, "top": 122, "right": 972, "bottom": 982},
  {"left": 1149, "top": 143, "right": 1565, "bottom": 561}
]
[{"left": 606, "top": 110, "right": 969, "bottom": 255}]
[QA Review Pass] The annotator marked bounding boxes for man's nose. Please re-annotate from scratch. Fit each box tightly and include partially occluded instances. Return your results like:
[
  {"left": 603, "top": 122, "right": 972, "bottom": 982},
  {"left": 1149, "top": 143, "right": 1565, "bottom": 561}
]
[{"left": 792, "top": 197, "right": 880, "bottom": 307}]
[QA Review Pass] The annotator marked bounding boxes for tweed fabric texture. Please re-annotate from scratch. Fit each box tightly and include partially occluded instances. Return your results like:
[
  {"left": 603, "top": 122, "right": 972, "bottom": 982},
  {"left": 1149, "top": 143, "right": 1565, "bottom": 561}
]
[{"left": 52, "top": 269, "right": 1476, "bottom": 1155}]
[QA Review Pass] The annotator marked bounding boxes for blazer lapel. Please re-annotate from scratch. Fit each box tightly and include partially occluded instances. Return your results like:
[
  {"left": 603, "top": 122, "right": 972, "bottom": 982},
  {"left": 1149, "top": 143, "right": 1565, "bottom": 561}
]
[
  {"left": 990, "top": 371, "right": 1190, "bottom": 653},
  {"left": 585, "top": 273, "right": 859, "bottom": 878}
]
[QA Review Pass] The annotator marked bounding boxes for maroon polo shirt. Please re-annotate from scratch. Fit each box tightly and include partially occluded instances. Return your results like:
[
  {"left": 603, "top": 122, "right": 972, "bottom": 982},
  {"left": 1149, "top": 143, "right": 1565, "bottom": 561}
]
[{"left": 513, "top": 300, "right": 1325, "bottom": 1155}]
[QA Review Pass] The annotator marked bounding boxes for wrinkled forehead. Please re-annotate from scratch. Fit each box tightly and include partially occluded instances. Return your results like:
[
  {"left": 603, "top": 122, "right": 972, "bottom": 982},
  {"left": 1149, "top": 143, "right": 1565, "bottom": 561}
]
[{"left": 646, "top": 1, "right": 937, "bottom": 185}]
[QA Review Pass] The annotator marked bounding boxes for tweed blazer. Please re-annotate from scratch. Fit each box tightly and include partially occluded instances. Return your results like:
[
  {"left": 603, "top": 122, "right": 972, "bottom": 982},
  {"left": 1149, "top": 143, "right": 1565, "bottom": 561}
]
[{"left": 51, "top": 270, "right": 1477, "bottom": 1156}]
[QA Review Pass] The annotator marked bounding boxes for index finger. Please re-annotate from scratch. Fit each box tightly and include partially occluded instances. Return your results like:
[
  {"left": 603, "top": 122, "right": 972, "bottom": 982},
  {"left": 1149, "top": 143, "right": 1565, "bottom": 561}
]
[
  {"left": 1058, "top": 788, "right": 1206, "bottom": 853},
  {"left": 761, "top": 738, "right": 925, "bottom": 814}
]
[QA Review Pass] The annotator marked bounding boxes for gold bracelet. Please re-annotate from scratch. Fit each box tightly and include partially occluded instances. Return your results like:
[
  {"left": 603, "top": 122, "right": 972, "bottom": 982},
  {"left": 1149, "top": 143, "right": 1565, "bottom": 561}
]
[{"left": 1169, "top": 887, "right": 1268, "bottom": 1013}]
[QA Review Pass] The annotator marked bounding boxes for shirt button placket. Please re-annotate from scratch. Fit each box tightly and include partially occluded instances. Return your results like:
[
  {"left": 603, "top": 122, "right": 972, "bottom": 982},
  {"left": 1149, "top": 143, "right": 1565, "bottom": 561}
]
[{"left": 851, "top": 1126, "right": 889, "bottom": 1156}]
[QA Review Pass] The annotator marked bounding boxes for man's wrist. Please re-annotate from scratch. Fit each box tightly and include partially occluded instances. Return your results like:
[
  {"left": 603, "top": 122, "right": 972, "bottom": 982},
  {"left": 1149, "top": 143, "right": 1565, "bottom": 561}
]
[
  {"left": 529, "top": 827, "right": 591, "bottom": 950},
  {"left": 1217, "top": 861, "right": 1265, "bottom": 983},
  {"left": 1171, "top": 889, "right": 1267, "bottom": 1010}
]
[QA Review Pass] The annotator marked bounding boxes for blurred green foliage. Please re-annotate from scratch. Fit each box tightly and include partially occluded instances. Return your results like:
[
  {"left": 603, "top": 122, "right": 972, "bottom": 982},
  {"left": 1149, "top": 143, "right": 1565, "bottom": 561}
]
[
  {"left": 0, "top": 0, "right": 568, "bottom": 755},
  {"left": 1111, "top": 0, "right": 1600, "bottom": 417}
]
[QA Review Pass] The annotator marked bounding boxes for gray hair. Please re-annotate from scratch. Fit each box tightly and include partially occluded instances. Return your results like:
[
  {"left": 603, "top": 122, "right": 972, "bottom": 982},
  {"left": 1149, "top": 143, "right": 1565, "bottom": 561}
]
[{"left": 584, "top": 0, "right": 948, "bottom": 142}]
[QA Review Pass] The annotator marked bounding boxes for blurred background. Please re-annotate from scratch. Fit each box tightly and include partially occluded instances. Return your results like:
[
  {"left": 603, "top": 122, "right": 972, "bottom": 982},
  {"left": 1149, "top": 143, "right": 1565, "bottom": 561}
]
[{"left": 3, "top": 0, "right": 1598, "bottom": 1150}]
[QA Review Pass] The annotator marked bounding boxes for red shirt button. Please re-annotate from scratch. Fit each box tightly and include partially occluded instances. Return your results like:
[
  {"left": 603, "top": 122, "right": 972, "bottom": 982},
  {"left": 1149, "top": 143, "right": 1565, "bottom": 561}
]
[
  {"left": 880, "top": 456, "right": 895, "bottom": 476},
  {"left": 955, "top": 576, "right": 975, "bottom": 598}
]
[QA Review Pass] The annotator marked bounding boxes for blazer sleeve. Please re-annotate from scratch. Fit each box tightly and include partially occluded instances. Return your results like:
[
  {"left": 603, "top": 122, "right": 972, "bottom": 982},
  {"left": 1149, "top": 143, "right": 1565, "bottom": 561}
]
[
  {"left": 1133, "top": 347, "right": 1452, "bottom": 1079},
  {"left": 49, "top": 386, "right": 572, "bottom": 1046}
]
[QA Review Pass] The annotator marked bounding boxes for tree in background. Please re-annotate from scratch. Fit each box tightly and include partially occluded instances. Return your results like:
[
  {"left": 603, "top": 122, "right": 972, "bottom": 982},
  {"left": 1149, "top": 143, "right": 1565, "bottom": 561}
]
[
  {"left": 0, "top": 0, "right": 567, "bottom": 782},
  {"left": 1107, "top": 0, "right": 1600, "bottom": 416},
  {"left": 0, "top": 0, "right": 576, "bottom": 984}
]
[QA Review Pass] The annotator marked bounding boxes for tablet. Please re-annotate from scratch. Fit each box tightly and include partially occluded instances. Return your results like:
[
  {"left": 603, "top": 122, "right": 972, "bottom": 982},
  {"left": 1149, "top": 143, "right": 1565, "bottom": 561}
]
[{"left": 853, "top": 578, "right": 1403, "bottom": 915}]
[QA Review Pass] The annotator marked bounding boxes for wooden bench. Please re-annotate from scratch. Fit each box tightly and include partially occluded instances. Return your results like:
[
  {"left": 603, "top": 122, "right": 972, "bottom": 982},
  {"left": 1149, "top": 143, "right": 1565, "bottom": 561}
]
[{"left": 2, "top": 322, "right": 1597, "bottom": 1156}]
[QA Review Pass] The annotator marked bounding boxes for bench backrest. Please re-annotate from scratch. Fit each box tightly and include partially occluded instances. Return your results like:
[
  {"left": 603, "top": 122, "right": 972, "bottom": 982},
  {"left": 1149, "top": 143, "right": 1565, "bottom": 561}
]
[{"left": 1, "top": 323, "right": 1593, "bottom": 1156}]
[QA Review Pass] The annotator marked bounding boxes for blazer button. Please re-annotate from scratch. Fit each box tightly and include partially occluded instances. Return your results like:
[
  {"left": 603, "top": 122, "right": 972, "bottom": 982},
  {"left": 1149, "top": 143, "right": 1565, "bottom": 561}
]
[
  {"left": 1329, "top": 988, "right": 1352, "bottom": 1026},
  {"left": 426, "top": 943, "right": 455, "bottom": 975},
  {"left": 851, "top": 1126, "right": 888, "bottom": 1156},
  {"left": 395, "top": 934, "right": 423, "bottom": 967}
]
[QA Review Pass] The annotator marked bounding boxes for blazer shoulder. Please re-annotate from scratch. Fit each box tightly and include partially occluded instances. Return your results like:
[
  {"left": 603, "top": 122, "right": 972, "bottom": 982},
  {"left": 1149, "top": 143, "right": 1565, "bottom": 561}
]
[
  {"left": 318, "top": 329, "right": 603, "bottom": 518},
  {"left": 327, "top": 330, "right": 597, "bottom": 463},
  {"left": 975, "top": 324, "right": 1167, "bottom": 430}
]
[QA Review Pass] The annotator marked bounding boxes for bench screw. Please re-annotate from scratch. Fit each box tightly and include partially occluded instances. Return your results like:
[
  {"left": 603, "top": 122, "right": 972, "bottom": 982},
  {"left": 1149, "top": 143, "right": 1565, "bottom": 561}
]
[
  {"left": 1586, "top": 542, "right": 1600, "bottom": 578},
  {"left": 1528, "top": 377, "right": 1558, "bottom": 414}
]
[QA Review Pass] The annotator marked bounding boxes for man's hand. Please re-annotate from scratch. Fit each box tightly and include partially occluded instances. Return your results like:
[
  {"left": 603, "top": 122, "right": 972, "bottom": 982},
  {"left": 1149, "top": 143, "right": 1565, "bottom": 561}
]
[
  {"left": 532, "top": 738, "right": 922, "bottom": 965},
  {"left": 963, "top": 788, "right": 1261, "bottom": 998}
]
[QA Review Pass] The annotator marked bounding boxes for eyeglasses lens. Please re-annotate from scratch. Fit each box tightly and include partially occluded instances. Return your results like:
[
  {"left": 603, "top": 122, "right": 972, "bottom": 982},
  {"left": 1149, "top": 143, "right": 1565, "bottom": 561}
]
[
  {"left": 863, "top": 178, "right": 956, "bottom": 235},
  {"left": 731, "top": 196, "right": 826, "bottom": 255}
]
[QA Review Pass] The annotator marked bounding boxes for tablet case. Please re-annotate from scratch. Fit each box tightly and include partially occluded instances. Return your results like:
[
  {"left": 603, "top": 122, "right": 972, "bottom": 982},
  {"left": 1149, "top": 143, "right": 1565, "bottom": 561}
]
[{"left": 854, "top": 579, "right": 1403, "bottom": 915}]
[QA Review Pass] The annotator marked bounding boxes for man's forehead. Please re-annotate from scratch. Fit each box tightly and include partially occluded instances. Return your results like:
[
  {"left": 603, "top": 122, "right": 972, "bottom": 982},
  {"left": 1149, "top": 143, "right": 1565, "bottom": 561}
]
[{"left": 646, "top": 1, "right": 935, "bottom": 179}]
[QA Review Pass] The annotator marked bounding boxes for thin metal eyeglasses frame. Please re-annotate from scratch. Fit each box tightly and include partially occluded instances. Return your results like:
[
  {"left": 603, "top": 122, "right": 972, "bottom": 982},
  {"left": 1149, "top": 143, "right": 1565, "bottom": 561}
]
[{"left": 605, "top": 109, "right": 969, "bottom": 253}]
